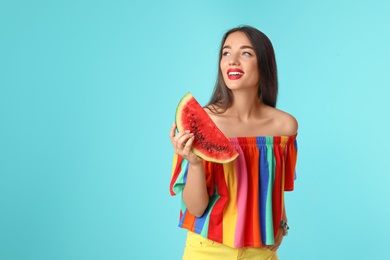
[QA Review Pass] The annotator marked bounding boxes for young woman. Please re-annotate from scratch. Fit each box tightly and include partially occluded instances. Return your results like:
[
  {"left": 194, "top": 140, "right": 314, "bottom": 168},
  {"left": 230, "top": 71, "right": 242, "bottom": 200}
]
[{"left": 169, "top": 26, "right": 298, "bottom": 260}]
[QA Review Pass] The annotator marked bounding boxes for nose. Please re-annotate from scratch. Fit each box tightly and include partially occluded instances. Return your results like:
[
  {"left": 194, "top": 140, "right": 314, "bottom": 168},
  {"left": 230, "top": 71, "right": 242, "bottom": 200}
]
[{"left": 228, "top": 53, "right": 240, "bottom": 66}]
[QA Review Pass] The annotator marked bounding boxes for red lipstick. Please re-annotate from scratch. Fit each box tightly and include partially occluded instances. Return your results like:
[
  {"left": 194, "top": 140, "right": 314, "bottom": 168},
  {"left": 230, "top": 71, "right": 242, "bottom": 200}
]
[{"left": 227, "top": 68, "right": 244, "bottom": 80}]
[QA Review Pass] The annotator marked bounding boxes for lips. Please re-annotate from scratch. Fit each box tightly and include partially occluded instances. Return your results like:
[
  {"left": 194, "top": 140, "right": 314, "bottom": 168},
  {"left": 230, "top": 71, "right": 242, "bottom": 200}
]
[{"left": 227, "top": 68, "right": 244, "bottom": 80}]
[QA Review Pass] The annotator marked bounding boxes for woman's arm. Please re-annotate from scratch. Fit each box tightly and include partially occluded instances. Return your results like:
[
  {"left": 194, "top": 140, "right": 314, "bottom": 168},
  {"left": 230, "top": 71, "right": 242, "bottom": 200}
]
[
  {"left": 182, "top": 162, "right": 209, "bottom": 217},
  {"left": 169, "top": 123, "right": 209, "bottom": 217},
  {"left": 266, "top": 200, "right": 288, "bottom": 251}
]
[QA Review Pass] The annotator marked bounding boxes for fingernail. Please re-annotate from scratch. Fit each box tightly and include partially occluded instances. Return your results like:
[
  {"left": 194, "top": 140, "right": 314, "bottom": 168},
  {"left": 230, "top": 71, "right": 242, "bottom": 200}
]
[{"left": 185, "top": 130, "right": 190, "bottom": 133}]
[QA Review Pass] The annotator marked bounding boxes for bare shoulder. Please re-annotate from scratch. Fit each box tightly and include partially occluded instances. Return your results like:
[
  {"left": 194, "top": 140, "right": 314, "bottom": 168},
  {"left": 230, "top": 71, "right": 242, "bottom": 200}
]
[
  {"left": 203, "top": 104, "right": 298, "bottom": 137},
  {"left": 264, "top": 106, "right": 298, "bottom": 136},
  {"left": 204, "top": 105, "right": 224, "bottom": 118}
]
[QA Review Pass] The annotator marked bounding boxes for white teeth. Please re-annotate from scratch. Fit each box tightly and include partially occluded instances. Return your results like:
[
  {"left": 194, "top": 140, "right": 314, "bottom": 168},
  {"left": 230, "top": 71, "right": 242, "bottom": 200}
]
[{"left": 229, "top": 72, "right": 243, "bottom": 76}]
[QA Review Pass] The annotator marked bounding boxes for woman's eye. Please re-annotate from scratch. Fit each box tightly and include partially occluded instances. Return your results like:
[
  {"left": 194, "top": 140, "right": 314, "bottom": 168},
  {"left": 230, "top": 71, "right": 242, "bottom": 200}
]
[
  {"left": 222, "top": 51, "right": 230, "bottom": 56},
  {"left": 243, "top": 51, "right": 252, "bottom": 56}
]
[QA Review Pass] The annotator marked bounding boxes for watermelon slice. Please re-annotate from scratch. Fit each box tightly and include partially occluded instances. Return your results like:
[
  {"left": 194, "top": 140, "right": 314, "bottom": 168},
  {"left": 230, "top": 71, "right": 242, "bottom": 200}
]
[{"left": 175, "top": 92, "right": 239, "bottom": 163}]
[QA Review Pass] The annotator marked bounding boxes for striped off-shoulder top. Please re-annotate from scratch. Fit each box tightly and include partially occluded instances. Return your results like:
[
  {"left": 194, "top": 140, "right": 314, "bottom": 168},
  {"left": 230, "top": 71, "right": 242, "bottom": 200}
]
[{"left": 170, "top": 134, "right": 298, "bottom": 248}]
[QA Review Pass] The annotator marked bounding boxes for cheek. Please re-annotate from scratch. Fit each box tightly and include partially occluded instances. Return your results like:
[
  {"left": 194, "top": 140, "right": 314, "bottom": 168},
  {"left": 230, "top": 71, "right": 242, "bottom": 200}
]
[{"left": 251, "top": 63, "right": 260, "bottom": 79}]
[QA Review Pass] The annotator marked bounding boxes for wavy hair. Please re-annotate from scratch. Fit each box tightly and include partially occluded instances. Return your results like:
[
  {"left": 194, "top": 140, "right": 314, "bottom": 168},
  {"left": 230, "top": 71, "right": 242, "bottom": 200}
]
[{"left": 207, "top": 26, "right": 278, "bottom": 111}]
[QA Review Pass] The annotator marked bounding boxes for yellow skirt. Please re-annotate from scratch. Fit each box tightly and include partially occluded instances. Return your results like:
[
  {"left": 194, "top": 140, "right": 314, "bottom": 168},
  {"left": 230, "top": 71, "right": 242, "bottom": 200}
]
[{"left": 183, "top": 232, "right": 278, "bottom": 260}]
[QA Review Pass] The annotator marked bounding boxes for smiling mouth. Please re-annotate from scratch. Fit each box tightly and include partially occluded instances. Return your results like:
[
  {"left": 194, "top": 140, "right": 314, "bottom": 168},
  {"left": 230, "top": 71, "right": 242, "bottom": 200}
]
[
  {"left": 227, "top": 69, "right": 244, "bottom": 79},
  {"left": 228, "top": 71, "right": 244, "bottom": 76}
]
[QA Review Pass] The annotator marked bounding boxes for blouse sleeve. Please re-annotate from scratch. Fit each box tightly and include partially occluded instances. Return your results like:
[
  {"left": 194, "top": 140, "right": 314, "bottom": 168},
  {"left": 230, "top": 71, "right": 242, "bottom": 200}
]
[
  {"left": 169, "top": 154, "right": 215, "bottom": 196},
  {"left": 169, "top": 153, "right": 189, "bottom": 195},
  {"left": 284, "top": 136, "right": 298, "bottom": 191}
]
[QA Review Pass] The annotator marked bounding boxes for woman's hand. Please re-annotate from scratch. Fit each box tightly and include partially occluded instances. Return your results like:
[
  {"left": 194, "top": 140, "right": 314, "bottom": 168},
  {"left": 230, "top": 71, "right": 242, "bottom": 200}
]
[
  {"left": 169, "top": 123, "right": 202, "bottom": 165},
  {"left": 170, "top": 123, "right": 208, "bottom": 217},
  {"left": 264, "top": 228, "right": 284, "bottom": 251}
]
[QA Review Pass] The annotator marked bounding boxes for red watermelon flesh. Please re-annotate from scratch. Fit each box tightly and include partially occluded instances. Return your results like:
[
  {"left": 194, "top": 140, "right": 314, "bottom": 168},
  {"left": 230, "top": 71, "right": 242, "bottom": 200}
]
[{"left": 175, "top": 92, "right": 238, "bottom": 163}]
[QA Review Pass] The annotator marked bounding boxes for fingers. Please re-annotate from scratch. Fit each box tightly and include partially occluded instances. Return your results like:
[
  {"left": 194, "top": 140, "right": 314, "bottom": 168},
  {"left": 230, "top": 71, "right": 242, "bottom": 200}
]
[
  {"left": 169, "top": 124, "right": 201, "bottom": 164},
  {"left": 268, "top": 245, "right": 278, "bottom": 251},
  {"left": 182, "top": 132, "right": 195, "bottom": 153},
  {"left": 169, "top": 123, "right": 195, "bottom": 152},
  {"left": 170, "top": 124, "right": 188, "bottom": 148},
  {"left": 174, "top": 130, "right": 192, "bottom": 151},
  {"left": 169, "top": 123, "right": 190, "bottom": 145},
  {"left": 262, "top": 245, "right": 278, "bottom": 252},
  {"left": 169, "top": 123, "right": 177, "bottom": 140}
]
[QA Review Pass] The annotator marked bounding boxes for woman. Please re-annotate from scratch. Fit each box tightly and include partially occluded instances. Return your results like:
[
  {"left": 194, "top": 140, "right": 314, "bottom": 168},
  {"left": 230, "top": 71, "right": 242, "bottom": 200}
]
[{"left": 169, "top": 25, "right": 298, "bottom": 260}]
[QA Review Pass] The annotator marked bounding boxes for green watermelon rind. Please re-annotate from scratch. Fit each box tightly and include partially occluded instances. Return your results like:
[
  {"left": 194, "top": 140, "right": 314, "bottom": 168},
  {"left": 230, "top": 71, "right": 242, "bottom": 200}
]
[{"left": 175, "top": 92, "right": 238, "bottom": 163}]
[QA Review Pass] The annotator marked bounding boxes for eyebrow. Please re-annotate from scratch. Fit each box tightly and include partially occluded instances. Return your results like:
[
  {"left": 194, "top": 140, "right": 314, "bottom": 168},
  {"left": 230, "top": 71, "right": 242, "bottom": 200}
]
[{"left": 222, "top": 45, "right": 254, "bottom": 50}]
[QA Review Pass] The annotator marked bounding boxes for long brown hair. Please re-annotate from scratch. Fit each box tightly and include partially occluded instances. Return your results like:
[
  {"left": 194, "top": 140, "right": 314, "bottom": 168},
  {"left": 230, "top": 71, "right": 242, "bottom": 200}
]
[{"left": 207, "top": 26, "right": 278, "bottom": 111}]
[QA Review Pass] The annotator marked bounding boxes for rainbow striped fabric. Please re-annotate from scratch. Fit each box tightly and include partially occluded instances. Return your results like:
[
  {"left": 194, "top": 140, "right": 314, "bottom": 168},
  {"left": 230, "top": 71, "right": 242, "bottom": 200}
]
[{"left": 170, "top": 135, "right": 298, "bottom": 248}]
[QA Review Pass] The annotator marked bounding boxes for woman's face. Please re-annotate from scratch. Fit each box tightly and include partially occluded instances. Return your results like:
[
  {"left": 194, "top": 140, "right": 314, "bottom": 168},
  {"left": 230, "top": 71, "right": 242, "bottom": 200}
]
[{"left": 220, "top": 31, "right": 259, "bottom": 91}]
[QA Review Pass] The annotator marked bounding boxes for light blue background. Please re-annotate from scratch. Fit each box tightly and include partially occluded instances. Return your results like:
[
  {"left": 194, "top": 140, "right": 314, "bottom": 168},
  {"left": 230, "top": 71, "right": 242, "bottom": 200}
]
[{"left": 1, "top": 0, "right": 389, "bottom": 259}]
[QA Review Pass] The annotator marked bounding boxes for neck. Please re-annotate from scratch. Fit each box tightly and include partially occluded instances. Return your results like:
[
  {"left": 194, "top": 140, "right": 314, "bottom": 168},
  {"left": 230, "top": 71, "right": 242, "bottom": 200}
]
[{"left": 227, "top": 90, "right": 263, "bottom": 121}]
